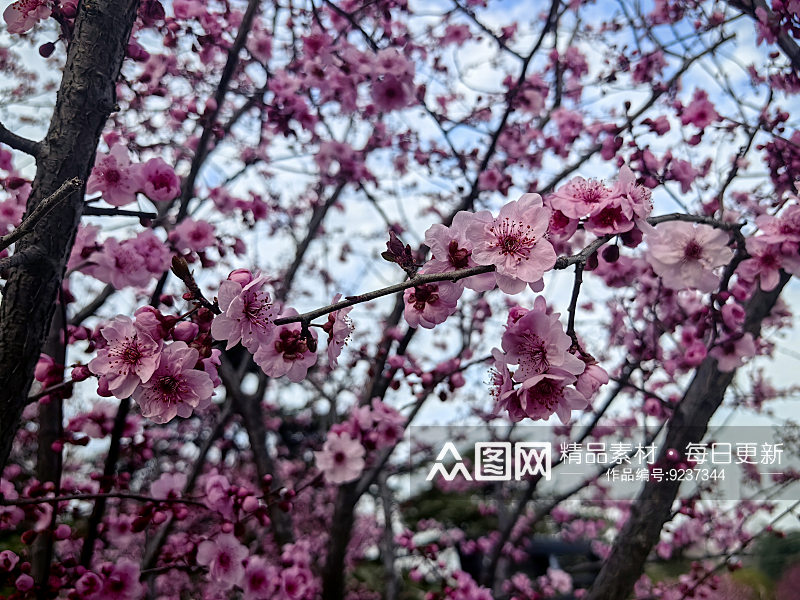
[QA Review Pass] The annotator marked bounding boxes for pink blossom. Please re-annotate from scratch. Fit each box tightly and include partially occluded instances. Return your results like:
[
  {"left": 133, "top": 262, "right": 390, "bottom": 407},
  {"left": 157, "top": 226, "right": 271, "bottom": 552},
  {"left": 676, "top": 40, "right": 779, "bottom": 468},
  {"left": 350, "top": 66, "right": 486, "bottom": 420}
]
[
  {"left": 203, "top": 348, "right": 222, "bottom": 387},
  {"left": 129, "top": 229, "right": 172, "bottom": 274},
  {"left": 89, "top": 315, "right": 162, "bottom": 398},
  {"left": 280, "top": 565, "right": 315, "bottom": 599},
  {"left": 681, "top": 89, "right": 719, "bottom": 130},
  {"left": 169, "top": 218, "right": 217, "bottom": 253},
  {"left": 323, "top": 294, "right": 353, "bottom": 367},
  {"left": 498, "top": 368, "right": 588, "bottom": 423},
  {"left": 75, "top": 571, "right": 103, "bottom": 597},
  {"left": 424, "top": 211, "right": 496, "bottom": 292},
  {"left": 548, "top": 177, "right": 613, "bottom": 219},
  {"left": 136, "top": 157, "right": 180, "bottom": 202},
  {"left": 0, "top": 550, "right": 18, "bottom": 571},
  {"left": 442, "top": 23, "right": 471, "bottom": 45},
  {"left": 0, "top": 197, "right": 24, "bottom": 234},
  {"left": 755, "top": 204, "right": 800, "bottom": 243},
  {"left": 131, "top": 341, "right": 214, "bottom": 423},
  {"left": 667, "top": 158, "right": 699, "bottom": 193},
  {"left": 585, "top": 202, "right": 635, "bottom": 235},
  {"left": 89, "top": 237, "right": 154, "bottom": 290},
  {"left": 539, "top": 568, "right": 573, "bottom": 596},
  {"left": 253, "top": 309, "right": 318, "bottom": 382},
  {"left": 575, "top": 362, "right": 609, "bottom": 401},
  {"left": 371, "top": 74, "right": 413, "bottom": 112},
  {"left": 243, "top": 557, "right": 279, "bottom": 600},
  {"left": 247, "top": 31, "right": 272, "bottom": 63},
  {"left": 172, "top": 0, "right": 205, "bottom": 19},
  {"left": 99, "top": 559, "right": 143, "bottom": 600},
  {"left": 67, "top": 224, "right": 101, "bottom": 271},
  {"left": 583, "top": 166, "right": 653, "bottom": 238},
  {"left": 367, "top": 399, "right": 404, "bottom": 448},
  {"left": 478, "top": 167, "right": 510, "bottom": 193},
  {"left": 403, "top": 280, "right": 462, "bottom": 329},
  {"left": 315, "top": 431, "right": 366, "bottom": 484},
  {"left": 0, "top": 480, "right": 24, "bottom": 528},
  {"left": 3, "top": 0, "right": 51, "bottom": 34},
  {"left": 467, "top": 193, "right": 556, "bottom": 293},
  {"left": 204, "top": 473, "right": 236, "bottom": 519},
  {"left": 87, "top": 145, "right": 142, "bottom": 207},
  {"left": 739, "top": 236, "right": 800, "bottom": 291},
  {"left": 211, "top": 273, "right": 277, "bottom": 352},
  {"left": 196, "top": 533, "right": 248, "bottom": 588},
  {"left": 646, "top": 222, "right": 733, "bottom": 292},
  {"left": 500, "top": 298, "right": 585, "bottom": 382},
  {"left": 683, "top": 340, "right": 708, "bottom": 367},
  {"left": 489, "top": 349, "right": 514, "bottom": 406},
  {"left": 150, "top": 472, "right": 187, "bottom": 499},
  {"left": 15, "top": 574, "right": 33, "bottom": 592},
  {"left": 710, "top": 333, "right": 756, "bottom": 372},
  {"left": 721, "top": 302, "right": 746, "bottom": 331},
  {"left": 612, "top": 166, "right": 653, "bottom": 221}
]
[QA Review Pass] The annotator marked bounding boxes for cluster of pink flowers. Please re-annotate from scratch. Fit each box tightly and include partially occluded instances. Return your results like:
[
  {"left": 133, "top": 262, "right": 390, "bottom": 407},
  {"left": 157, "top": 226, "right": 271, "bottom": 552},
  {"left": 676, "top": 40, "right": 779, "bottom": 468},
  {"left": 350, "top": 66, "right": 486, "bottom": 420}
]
[
  {"left": 211, "top": 272, "right": 354, "bottom": 382},
  {"left": 86, "top": 229, "right": 172, "bottom": 290},
  {"left": 315, "top": 399, "right": 404, "bottom": 484},
  {"left": 546, "top": 166, "right": 653, "bottom": 238},
  {"left": 87, "top": 144, "right": 180, "bottom": 207},
  {"left": 405, "top": 193, "right": 557, "bottom": 328},
  {"left": 71, "top": 559, "right": 143, "bottom": 600},
  {"left": 491, "top": 297, "right": 608, "bottom": 424},
  {"left": 739, "top": 202, "right": 800, "bottom": 291},
  {"left": 88, "top": 311, "right": 215, "bottom": 423}
]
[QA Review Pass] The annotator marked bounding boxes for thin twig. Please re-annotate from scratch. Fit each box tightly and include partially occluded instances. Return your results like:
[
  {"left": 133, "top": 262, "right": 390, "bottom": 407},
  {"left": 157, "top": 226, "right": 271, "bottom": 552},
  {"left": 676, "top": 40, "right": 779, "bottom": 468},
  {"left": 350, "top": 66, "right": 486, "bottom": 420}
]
[
  {"left": 566, "top": 263, "right": 584, "bottom": 346},
  {"left": 1, "top": 491, "right": 206, "bottom": 508},
  {"left": 0, "top": 178, "right": 83, "bottom": 253},
  {"left": 276, "top": 212, "right": 740, "bottom": 327},
  {"left": 176, "top": 0, "right": 263, "bottom": 220},
  {"left": 83, "top": 206, "right": 157, "bottom": 219}
]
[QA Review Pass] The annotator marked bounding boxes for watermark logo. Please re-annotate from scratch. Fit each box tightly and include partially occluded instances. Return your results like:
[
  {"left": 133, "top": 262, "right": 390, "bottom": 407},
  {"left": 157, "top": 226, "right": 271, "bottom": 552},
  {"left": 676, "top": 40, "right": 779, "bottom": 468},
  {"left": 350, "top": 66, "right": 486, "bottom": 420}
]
[
  {"left": 426, "top": 442, "right": 473, "bottom": 481},
  {"left": 426, "top": 441, "right": 552, "bottom": 482}
]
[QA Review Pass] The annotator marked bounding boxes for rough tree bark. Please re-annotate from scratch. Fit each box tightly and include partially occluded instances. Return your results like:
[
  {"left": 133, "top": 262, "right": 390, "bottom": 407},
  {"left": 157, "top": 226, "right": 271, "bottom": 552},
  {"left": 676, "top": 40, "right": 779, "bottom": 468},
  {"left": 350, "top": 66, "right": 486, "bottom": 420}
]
[
  {"left": 0, "top": 0, "right": 141, "bottom": 470},
  {"left": 583, "top": 272, "right": 791, "bottom": 600}
]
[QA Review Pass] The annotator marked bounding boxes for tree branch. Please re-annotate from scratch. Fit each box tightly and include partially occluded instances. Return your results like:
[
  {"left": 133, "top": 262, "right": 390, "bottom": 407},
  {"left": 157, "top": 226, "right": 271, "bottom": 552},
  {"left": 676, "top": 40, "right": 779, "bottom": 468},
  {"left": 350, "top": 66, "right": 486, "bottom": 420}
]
[
  {"left": 728, "top": 0, "right": 800, "bottom": 73},
  {"left": 82, "top": 205, "right": 157, "bottom": 219},
  {"left": 0, "top": 178, "right": 82, "bottom": 254},
  {"left": 583, "top": 271, "right": 792, "bottom": 600},
  {"left": 0, "top": 121, "right": 41, "bottom": 157},
  {"left": 276, "top": 212, "right": 740, "bottom": 327},
  {"left": 0, "top": 0, "right": 140, "bottom": 472},
  {"left": 176, "top": 0, "right": 262, "bottom": 220}
]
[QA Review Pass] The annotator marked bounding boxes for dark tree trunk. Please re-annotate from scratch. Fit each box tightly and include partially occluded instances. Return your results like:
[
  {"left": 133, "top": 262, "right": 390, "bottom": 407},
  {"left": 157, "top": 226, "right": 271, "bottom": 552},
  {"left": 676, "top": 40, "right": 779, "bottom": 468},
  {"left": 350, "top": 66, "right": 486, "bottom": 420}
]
[
  {"left": 0, "top": 0, "right": 140, "bottom": 470},
  {"left": 584, "top": 272, "right": 791, "bottom": 600}
]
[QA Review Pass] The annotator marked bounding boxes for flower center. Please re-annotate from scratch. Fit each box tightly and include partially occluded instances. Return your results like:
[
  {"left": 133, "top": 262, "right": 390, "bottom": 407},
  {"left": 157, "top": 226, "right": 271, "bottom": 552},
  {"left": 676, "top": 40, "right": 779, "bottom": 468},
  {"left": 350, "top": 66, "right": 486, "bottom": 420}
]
[
  {"left": 490, "top": 217, "right": 536, "bottom": 260},
  {"left": 152, "top": 172, "right": 172, "bottom": 190},
  {"left": 683, "top": 240, "right": 703, "bottom": 260},
  {"left": 576, "top": 180, "right": 607, "bottom": 203},
  {"left": 274, "top": 329, "right": 308, "bottom": 360},
  {"left": 244, "top": 294, "right": 273, "bottom": 329},
  {"left": 122, "top": 343, "right": 142, "bottom": 364},
  {"left": 447, "top": 240, "right": 471, "bottom": 269},
  {"left": 157, "top": 375, "right": 180, "bottom": 398},
  {"left": 409, "top": 284, "right": 439, "bottom": 310},
  {"left": 519, "top": 333, "right": 549, "bottom": 375},
  {"left": 529, "top": 378, "right": 563, "bottom": 411}
]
